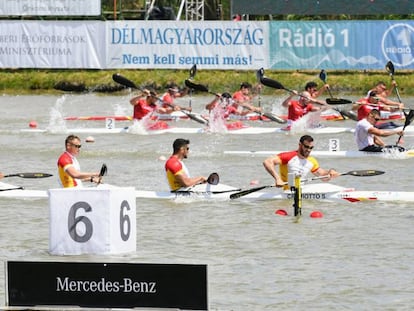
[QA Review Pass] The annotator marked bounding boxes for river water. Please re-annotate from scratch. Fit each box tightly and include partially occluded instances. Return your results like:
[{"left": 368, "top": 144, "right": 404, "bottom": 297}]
[{"left": 0, "top": 93, "right": 414, "bottom": 310}]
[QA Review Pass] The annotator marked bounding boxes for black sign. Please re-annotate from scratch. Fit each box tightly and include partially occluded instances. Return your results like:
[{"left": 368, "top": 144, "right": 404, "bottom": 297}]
[{"left": 7, "top": 261, "right": 207, "bottom": 310}]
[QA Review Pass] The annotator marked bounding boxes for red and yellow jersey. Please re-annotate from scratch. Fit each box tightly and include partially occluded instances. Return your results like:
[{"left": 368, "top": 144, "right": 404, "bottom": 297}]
[
  {"left": 278, "top": 150, "right": 319, "bottom": 187},
  {"left": 165, "top": 155, "right": 189, "bottom": 191},
  {"left": 57, "top": 151, "right": 81, "bottom": 188}
]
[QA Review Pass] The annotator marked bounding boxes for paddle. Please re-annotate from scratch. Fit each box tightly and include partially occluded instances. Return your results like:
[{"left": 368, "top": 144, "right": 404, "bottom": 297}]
[
  {"left": 396, "top": 109, "right": 414, "bottom": 145},
  {"left": 255, "top": 68, "right": 264, "bottom": 108},
  {"left": 385, "top": 61, "right": 402, "bottom": 103},
  {"left": 318, "top": 69, "right": 352, "bottom": 118},
  {"left": 97, "top": 163, "right": 107, "bottom": 184},
  {"left": 229, "top": 169, "right": 385, "bottom": 200},
  {"left": 207, "top": 172, "right": 219, "bottom": 185},
  {"left": 184, "top": 79, "right": 286, "bottom": 124},
  {"left": 187, "top": 64, "right": 197, "bottom": 109},
  {"left": 189, "top": 64, "right": 197, "bottom": 80},
  {"left": 319, "top": 69, "right": 333, "bottom": 98},
  {"left": 260, "top": 75, "right": 352, "bottom": 105},
  {"left": 0, "top": 186, "right": 25, "bottom": 192},
  {"left": 4, "top": 172, "right": 53, "bottom": 178},
  {"left": 112, "top": 73, "right": 208, "bottom": 125},
  {"left": 173, "top": 172, "right": 222, "bottom": 193}
]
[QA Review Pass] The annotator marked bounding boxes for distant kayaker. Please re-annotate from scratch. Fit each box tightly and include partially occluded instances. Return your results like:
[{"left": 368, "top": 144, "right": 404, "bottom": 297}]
[
  {"left": 354, "top": 109, "right": 404, "bottom": 152},
  {"left": 129, "top": 88, "right": 160, "bottom": 120},
  {"left": 231, "top": 82, "right": 262, "bottom": 115},
  {"left": 263, "top": 135, "right": 339, "bottom": 189},
  {"left": 305, "top": 81, "right": 330, "bottom": 99},
  {"left": 159, "top": 82, "right": 192, "bottom": 114},
  {"left": 282, "top": 90, "right": 329, "bottom": 127},
  {"left": 352, "top": 90, "right": 404, "bottom": 121},
  {"left": 367, "top": 81, "right": 397, "bottom": 99},
  {"left": 165, "top": 138, "right": 207, "bottom": 191},
  {"left": 57, "top": 135, "right": 101, "bottom": 188}
]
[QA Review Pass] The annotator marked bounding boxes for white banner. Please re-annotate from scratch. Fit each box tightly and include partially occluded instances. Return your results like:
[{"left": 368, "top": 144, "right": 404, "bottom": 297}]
[
  {"left": 0, "top": 0, "right": 101, "bottom": 16},
  {"left": 0, "top": 21, "right": 104, "bottom": 68},
  {"left": 106, "top": 21, "right": 269, "bottom": 70}
]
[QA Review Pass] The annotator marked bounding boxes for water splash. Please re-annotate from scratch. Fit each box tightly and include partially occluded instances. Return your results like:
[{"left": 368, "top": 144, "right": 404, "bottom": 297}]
[
  {"left": 127, "top": 119, "right": 150, "bottom": 135},
  {"left": 47, "top": 95, "right": 67, "bottom": 132},
  {"left": 206, "top": 106, "right": 228, "bottom": 133}
]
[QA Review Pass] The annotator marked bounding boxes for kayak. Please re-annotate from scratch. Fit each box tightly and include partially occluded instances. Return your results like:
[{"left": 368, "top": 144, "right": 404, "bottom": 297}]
[
  {"left": 19, "top": 123, "right": 357, "bottom": 135},
  {"left": 2, "top": 181, "right": 414, "bottom": 202},
  {"left": 224, "top": 149, "right": 414, "bottom": 159},
  {"left": 0, "top": 181, "right": 48, "bottom": 199},
  {"left": 135, "top": 182, "right": 414, "bottom": 203},
  {"left": 64, "top": 116, "right": 133, "bottom": 121}
]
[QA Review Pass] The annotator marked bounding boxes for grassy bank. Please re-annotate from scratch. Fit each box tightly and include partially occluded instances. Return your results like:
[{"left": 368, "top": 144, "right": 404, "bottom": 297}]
[{"left": 0, "top": 69, "right": 413, "bottom": 96}]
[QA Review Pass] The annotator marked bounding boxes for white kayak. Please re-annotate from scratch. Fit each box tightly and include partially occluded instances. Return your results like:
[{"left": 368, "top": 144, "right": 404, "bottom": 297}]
[
  {"left": 224, "top": 149, "right": 414, "bottom": 159},
  {"left": 134, "top": 182, "right": 414, "bottom": 203},
  {"left": 0, "top": 181, "right": 48, "bottom": 199},
  {"left": 2, "top": 181, "right": 414, "bottom": 202}
]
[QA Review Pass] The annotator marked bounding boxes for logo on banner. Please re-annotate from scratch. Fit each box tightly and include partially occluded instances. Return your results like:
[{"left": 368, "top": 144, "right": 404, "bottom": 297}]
[{"left": 382, "top": 23, "right": 414, "bottom": 67}]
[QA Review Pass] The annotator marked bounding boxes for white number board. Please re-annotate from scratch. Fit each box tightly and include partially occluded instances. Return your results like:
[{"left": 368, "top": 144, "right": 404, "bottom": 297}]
[{"left": 48, "top": 187, "right": 136, "bottom": 255}]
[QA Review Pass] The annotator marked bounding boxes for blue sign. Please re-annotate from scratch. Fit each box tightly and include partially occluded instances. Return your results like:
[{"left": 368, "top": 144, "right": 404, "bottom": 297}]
[{"left": 269, "top": 21, "right": 414, "bottom": 70}]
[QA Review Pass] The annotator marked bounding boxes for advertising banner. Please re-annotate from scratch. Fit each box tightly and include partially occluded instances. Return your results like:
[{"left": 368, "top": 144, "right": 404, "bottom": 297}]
[
  {"left": 0, "top": 0, "right": 101, "bottom": 16},
  {"left": 0, "top": 21, "right": 104, "bottom": 68},
  {"left": 269, "top": 20, "right": 414, "bottom": 70},
  {"left": 7, "top": 261, "right": 208, "bottom": 310},
  {"left": 106, "top": 21, "right": 268, "bottom": 70}
]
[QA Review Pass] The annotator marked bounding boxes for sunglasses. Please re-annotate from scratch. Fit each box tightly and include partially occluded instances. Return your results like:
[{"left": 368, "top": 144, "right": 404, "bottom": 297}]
[
  {"left": 374, "top": 118, "right": 381, "bottom": 121},
  {"left": 69, "top": 143, "right": 82, "bottom": 148},
  {"left": 302, "top": 143, "right": 314, "bottom": 150}
]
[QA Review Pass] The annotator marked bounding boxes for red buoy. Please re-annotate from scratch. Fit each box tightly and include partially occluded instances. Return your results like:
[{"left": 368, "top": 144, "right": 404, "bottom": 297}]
[
  {"left": 310, "top": 211, "right": 324, "bottom": 218},
  {"left": 275, "top": 209, "right": 288, "bottom": 216}
]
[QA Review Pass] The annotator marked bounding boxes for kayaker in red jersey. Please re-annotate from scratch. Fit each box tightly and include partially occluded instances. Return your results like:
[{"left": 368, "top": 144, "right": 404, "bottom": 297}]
[
  {"left": 353, "top": 91, "right": 404, "bottom": 121},
  {"left": 165, "top": 138, "right": 207, "bottom": 191},
  {"left": 282, "top": 90, "right": 328, "bottom": 127},
  {"left": 160, "top": 83, "right": 192, "bottom": 114},
  {"left": 129, "top": 89, "right": 159, "bottom": 120},
  {"left": 263, "top": 135, "right": 339, "bottom": 189},
  {"left": 57, "top": 135, "right": 101, "bottom": 188},
  {"left": 231, "top": 82, "right": 262, "bottom": 115}
]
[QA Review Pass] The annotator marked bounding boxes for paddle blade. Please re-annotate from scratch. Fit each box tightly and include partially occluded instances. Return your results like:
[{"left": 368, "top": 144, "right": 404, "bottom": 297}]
[
  {"left": 326, "top": 98, "right": 353, "bottom": 105},
  {"left": 260, "top": 77, "right": 286, "bottom": 90},
  {"left": 112, "top": 73, "right": 138, "bottom": 89},
  {"left": 343, "top": 170, "right": 385, "bottom": 177},
  {"left": 189, "top": 64, "right": 197, "bottom": 79},
  {"left": 256, "top": 68, "right": 265, "bottom": 82},
  {"left": 184, "top": 79, "right": 209, "bottom": 92},
  {"left": 187, "top": 113, "right": 209, "bottom": 125},
  {"left": 99, "top": 164, "right": 107, "bottom": 177},
  {"left": 385, "top": 61, "right": 395, "bottom": 75},
  {"left": 403, "top": 109, "right": 414, "bottom": 128},
  {"left": 319, "top": 69, "right": 327, "bottom": 83},
  {"left": 262, "top": 112, "right": 287, "bottom": 124},
  {"left": 4, "top": 173, "right": 53, "bottom": 178},
  {"left": 207, "top": 172, "right": 219, "bottom": 185}
]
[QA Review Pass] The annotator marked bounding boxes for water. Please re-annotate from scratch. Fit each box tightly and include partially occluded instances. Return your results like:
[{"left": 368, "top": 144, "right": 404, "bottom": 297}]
[{"left": 1, "top": 93, "right": 414, "bottom": 310}]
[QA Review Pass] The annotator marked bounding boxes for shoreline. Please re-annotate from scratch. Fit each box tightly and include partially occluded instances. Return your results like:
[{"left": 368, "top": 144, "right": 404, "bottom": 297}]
[{"left": 1, "top": 69, "right": 413, "bottom": 97}]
